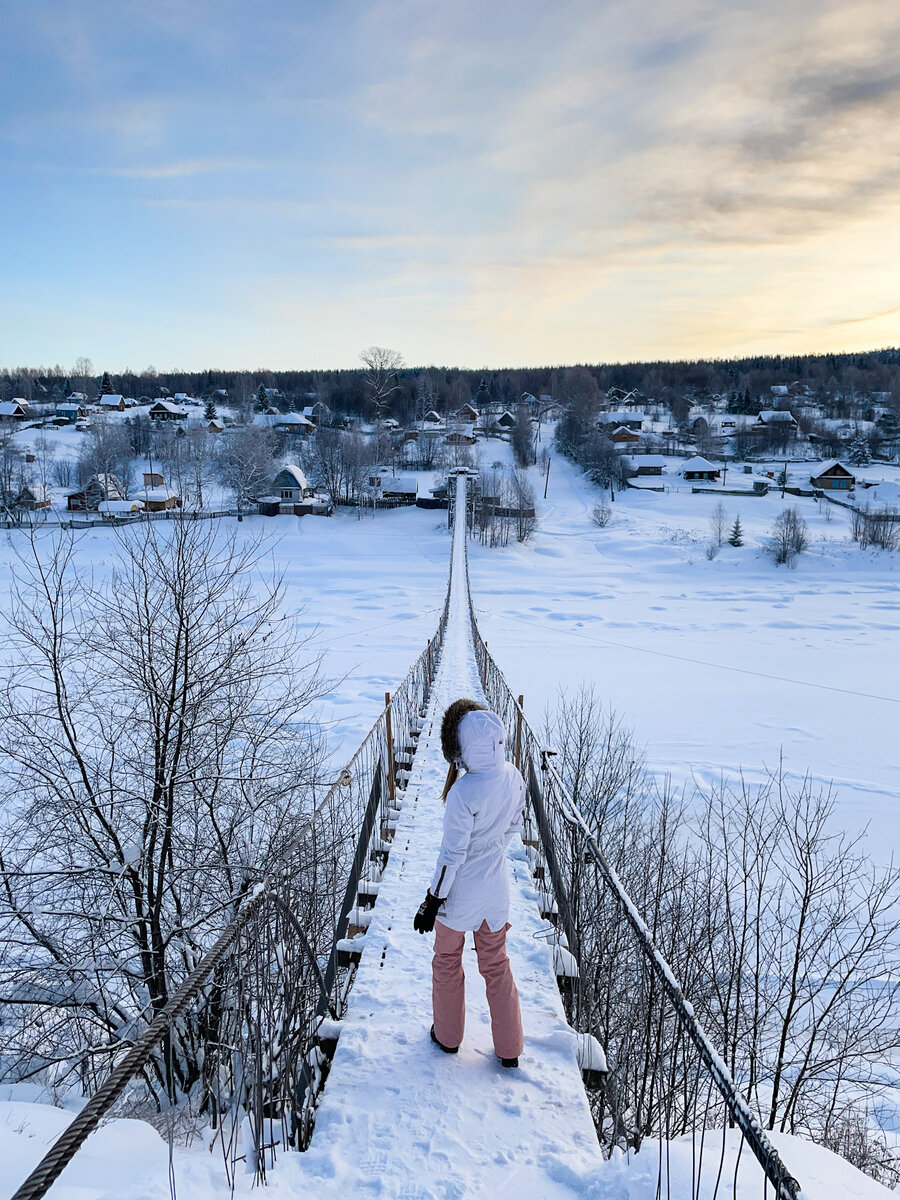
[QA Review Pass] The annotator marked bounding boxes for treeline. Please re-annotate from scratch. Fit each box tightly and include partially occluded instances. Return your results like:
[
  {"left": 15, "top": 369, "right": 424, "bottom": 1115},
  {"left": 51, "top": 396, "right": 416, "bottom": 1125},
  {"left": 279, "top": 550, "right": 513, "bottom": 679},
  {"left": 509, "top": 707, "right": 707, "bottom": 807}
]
[{"left": 3, "top": 347, "right": 898, "bottom": 417}]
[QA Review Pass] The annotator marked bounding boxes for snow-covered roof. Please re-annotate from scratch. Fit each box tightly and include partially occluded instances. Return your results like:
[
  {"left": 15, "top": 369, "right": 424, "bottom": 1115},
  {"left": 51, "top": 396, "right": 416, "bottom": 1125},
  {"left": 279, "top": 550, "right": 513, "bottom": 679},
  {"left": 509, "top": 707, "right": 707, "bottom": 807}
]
[
  {"left": 811, "top": 460, "right": 854, "bottom": 476},
  {"left": 275, "top": 412, "right": 315, "bottom": 427},
  {"left": 207, "top": 418, "right": 225, "bottom": 430},
  {"left": 19, "top": 484, "right": 51, "bottom": 503},
  {"left": 274, "top": 464, "right": 309, "bottom": 490},
  {"left": 56, "top": 401, "right": 83, "bottom": 412},
  {"left": 681, "top": 455, "right": 719, "bottom": 472},
  {"left": 380, "top": 477, "right": 417, "bottom": 494},
  {"left": 757, "top": 409, "right": 796, "bottom": 423},
  {"left": 141, "top": 488, "right": 179, "bottom": 502},
  {"left": 67, "top": 392, "right": 88, "bottom": 401},
  {"left": 12, "top": 396, "right": 29, "bottom": 406},
  {"left": 598, "top": 410, "right": 640, "bottom": 423},
  {"left": 0, "top": 401, "right": 26, "bottom": 416},
  {"left": 98, "top": 394, "right": 124, "bottom": 405},
  {"left": 623, "top": 454, "right": 666, "bottom": 467},
  {"left": 150, "top": 400, "right": 188, "bottom": 415},
  {"left": 98, "top": 499, "right": 143, "bottom": 514}
]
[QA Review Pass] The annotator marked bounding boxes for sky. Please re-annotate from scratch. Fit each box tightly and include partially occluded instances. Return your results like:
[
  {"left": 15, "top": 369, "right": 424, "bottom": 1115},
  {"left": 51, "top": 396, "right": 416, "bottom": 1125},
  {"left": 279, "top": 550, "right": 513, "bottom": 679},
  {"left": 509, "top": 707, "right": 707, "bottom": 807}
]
[{"left": 1, "top": 0, "right": 899, "bottom": 371}]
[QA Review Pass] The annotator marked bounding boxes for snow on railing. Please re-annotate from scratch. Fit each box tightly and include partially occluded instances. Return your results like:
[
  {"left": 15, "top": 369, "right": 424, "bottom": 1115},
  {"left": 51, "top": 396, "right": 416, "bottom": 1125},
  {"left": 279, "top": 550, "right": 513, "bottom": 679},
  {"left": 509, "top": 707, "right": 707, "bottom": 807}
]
[
  {"left": 460, "top": 501, "right": 801, "bottom": 1200},
  {"left": 11, "top": 582, "right": 452, "bottom": 1200}
]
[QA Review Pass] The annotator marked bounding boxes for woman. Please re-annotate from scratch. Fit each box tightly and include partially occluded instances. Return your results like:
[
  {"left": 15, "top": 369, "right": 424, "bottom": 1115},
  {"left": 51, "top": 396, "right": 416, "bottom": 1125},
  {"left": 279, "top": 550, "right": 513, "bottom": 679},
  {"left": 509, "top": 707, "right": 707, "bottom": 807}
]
[{"left": 413, "top": 699, "right": 526, "bottom": 1068}]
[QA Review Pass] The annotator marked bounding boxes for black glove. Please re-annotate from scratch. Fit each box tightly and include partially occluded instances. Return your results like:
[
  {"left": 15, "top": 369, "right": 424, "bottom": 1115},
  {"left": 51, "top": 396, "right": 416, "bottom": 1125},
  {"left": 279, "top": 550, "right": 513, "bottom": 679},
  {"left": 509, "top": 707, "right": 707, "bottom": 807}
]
[{"left": 414, "top": 891, "right": 443, "bottom": 934}]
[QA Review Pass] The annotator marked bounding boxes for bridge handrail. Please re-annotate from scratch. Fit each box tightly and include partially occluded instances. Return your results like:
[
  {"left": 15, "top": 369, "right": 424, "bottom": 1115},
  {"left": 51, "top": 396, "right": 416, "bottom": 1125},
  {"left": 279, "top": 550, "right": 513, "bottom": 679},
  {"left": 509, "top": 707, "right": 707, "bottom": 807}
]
[{"left": 461, "top": 530, "right": 800, "bottom": 1200}]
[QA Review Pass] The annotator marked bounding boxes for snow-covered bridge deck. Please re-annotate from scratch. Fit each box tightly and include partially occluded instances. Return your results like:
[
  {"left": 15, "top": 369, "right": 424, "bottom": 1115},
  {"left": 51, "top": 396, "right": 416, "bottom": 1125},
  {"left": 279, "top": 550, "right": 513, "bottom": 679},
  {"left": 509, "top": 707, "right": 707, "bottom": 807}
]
[{"left": 294, "top": 478, "right": 604, "bottom": 1198}]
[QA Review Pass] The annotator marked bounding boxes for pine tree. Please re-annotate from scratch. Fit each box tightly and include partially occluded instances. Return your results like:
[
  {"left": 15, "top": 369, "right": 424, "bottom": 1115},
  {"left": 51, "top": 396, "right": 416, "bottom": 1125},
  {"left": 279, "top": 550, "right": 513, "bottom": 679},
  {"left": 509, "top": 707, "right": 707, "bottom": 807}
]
[
  {"left": 255, "top": 383, "right": 268, "bottom": 411},
  {"left": 204, "top": 398, "right": 218, "bottom": 421},
  {"left": 729, "top": 515, "right": 744, "bottom": 547},
  {"left": 473, "top": 376, "right": 490, "bottom": 409},
  {"left": 848, "top": 432, "right": 871, "bottom": 466},
  {"left": 100, "top": 371, "right": 114, "bottom": 395}
]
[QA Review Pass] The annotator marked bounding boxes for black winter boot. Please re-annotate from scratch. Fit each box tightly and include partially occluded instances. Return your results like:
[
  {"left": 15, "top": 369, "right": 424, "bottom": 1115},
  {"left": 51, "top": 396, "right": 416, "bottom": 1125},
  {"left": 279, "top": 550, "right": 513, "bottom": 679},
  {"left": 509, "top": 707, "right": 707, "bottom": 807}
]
[
  {"left": 500, "top": 1056, "right": 519, "bottom": 1068},
  {"left": 430, "top": 1024, "right": 459, "bottom": 1054}
]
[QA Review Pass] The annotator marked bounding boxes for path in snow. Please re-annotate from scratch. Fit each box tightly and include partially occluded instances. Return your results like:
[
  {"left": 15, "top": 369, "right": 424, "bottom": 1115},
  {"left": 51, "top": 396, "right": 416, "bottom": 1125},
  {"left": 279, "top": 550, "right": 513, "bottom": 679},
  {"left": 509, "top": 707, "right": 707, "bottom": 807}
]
[{"left": 294, "top": 475, "right": 604, "bottom": 1198}]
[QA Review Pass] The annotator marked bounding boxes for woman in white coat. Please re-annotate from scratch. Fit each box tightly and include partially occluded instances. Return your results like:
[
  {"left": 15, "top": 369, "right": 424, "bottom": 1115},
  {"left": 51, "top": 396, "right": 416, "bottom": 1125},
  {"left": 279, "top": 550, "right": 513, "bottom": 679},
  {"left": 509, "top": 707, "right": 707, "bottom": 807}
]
[{"left": 414, "top": 699, "right": 526, "bottom": 1067}]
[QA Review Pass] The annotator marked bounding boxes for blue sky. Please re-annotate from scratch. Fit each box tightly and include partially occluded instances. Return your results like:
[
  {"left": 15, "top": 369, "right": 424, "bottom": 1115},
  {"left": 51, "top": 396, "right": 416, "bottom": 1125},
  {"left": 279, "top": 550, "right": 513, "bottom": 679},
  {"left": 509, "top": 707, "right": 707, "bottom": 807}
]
[{"left": 2, "top": 0, "right": 899, "bottom": 370}]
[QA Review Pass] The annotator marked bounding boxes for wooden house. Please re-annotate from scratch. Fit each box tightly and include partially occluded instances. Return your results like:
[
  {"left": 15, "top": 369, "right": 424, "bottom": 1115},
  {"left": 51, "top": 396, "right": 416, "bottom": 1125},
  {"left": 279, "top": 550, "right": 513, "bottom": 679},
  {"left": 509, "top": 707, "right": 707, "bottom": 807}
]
[
  {"left": 445, "top": 430, "right": 476, "bottom": 447},
  {"left": 496, "top": 410, "right": 516, "bottom": 430},
  {"left": 622, "top": 454, "right": 665, "bottom": 476},
  {"left": 301, "top": 401, "right": 331, "bottom": 425},
  {"left": 67, "top": 474, "right": 127, "bottom": 512},
  {"left": 597, "top": 411, "right": 643, "bottom": 433},
  {"left": 681, "top": 456, "right": 721, "bottom": 482},
  {"left": 756, "top": 409, "right": 797, "bottom": 431},
  {"left": 378, "top": 476, "right": 418, "bottom": 503},
  {"left": 456, "top": 403, "right": 479, "bottom": 422},
  {"left": 809, "top": 460, "right": 855, "bottom": 491},
  {"left": 271, "top": 465, "right": 310, "bottom": 502},
  {"left": 55, "top": 401, "right": 85, "bottom": 424},
  {"left": 273, "top": 412, "right": 316, "bottom": 436},
  {"left": 0, "top": 400, "right": 28, "bottom": 421},
  {"left": 98, "top": 394, "right": 126, "bottom": 412},
  {"left": 610, "top": 426, "right": 641, "bottom": 445},
  {"left": 141, "top": 479, "right": 181, "bottom": 511},
  {"left": 207, "top": 418, "right": 225, "bottom": 433},
  {"left": 15, "top": 484, "right": 52, "bottom": 510},
  {"left": 149, "top": 400, "right": 188, "bottom": 422}
]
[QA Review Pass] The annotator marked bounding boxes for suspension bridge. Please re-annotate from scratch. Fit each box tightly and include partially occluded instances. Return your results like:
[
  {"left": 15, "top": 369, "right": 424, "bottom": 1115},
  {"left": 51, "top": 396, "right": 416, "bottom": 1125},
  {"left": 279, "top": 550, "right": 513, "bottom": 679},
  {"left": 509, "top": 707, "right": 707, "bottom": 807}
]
[{"left": 10, "top": 472, "right": 801, "bottom": 1200}]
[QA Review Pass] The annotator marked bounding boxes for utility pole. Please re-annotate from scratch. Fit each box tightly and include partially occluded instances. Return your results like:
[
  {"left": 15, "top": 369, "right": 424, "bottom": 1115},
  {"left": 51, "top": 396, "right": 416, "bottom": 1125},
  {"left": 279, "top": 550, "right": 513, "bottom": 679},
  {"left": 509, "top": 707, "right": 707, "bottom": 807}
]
[{"left": 543, "top": 456, "right": 551, "bottom": 499}]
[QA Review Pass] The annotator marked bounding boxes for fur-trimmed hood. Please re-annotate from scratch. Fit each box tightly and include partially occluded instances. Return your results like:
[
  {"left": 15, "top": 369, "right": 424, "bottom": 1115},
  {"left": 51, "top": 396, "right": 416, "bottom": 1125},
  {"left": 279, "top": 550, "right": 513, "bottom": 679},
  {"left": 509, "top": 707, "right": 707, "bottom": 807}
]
[{"left": 441, "top": 698, "right": 485, "bottom": 764}]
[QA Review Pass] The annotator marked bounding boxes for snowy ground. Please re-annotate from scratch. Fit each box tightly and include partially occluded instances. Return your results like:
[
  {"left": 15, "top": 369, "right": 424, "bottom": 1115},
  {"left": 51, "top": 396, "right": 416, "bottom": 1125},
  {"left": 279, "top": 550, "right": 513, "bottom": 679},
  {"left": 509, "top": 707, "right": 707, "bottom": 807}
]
[
  {"left": 471, "top": 443, "right": 900, "bottom": 863},
  {"left": 1, "top": 430, "right": 897, "bottom": 858}
]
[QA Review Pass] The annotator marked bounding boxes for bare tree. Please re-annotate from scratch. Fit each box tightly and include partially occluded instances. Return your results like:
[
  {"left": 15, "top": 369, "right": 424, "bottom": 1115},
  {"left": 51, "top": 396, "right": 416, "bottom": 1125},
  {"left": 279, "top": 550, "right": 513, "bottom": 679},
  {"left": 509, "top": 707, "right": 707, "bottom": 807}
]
[
  {"left": 511, "top": 468, "right": 536, "bottom": 543},
  {"left": 77, "top": 416, "right": 134, "bottom": 494},
  {"left": 0, "top": 520, "right": 327, "bottom": 1094},
  {"left": 360, "top": 346, "right": 404, "bottom": 420},
  {"left": 512, "top": 403, "right": 535, "bottom": 468},
  {"left": 182, "top": 425, "right": 216, "bottom": 510},
  {"left": 769, "top": 506, "right": 809, "bottom": 565},
  {"left": 72, "top": 356, "right": 94, "bottom": 396},
  {"left": 0, "top": 433, "right": 27, "bottom": 518},
  {"left": 218, "top": 424, "right": 276, "bottom": 509},
  {"left": 27, "top": 434, "right": 54, "bottom": 494},
  {"left": 710, "top": 501, "right": 728, "bottom": 548},
  {"left": 304, "top": 428, "right": 383, "bottom": 507}
]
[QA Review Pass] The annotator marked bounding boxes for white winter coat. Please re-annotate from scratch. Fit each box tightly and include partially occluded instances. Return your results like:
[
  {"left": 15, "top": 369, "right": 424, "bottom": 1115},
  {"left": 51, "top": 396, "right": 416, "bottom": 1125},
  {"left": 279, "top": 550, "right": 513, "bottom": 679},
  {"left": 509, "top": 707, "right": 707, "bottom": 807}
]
[{"left": 429, "top": 709, "right": 526, "bottom": 932}]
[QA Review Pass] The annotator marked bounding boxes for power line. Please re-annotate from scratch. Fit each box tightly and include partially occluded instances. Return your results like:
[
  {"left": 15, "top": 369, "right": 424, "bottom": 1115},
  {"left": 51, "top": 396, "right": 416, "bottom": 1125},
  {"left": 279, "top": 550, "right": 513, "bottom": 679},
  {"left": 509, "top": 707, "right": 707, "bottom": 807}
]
[{"left": 478, "top": 608, "right": 900, "bottom": 706}]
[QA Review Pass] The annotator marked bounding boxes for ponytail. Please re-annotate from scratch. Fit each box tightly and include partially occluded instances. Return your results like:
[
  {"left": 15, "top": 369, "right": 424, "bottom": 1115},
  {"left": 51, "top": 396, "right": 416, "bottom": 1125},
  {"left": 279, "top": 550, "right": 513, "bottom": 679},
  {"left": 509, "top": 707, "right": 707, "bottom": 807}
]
[{"left": 441, "top": 763, "right": 458, "bottom": 802}]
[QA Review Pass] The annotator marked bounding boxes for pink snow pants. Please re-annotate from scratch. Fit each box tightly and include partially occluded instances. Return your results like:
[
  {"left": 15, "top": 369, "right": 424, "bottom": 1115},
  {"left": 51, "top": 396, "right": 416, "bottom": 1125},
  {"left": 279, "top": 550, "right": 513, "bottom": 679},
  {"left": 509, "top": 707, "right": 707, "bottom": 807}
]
[{"left": 432, "top": 920, "right": 524, "bottom": 1060}]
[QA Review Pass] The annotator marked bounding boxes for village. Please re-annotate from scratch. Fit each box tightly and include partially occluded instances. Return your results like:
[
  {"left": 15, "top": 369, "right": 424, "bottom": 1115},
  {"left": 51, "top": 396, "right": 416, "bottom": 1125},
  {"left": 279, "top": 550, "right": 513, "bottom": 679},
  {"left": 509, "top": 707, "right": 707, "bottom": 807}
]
[{"left": 1, "top": 371, "right": 898, "bottom": 536}]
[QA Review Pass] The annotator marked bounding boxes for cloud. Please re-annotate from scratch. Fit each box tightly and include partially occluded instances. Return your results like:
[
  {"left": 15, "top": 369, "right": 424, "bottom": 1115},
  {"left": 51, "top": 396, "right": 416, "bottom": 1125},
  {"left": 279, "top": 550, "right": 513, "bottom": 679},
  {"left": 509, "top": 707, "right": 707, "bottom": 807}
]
[{"left": 100, "top": 158, "right": 270, "bottom": 179}]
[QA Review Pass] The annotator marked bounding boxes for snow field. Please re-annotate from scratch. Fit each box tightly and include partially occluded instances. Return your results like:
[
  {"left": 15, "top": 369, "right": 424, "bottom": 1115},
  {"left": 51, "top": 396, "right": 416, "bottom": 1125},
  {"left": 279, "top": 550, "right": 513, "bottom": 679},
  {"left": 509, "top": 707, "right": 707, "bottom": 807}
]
[{"left": 469, "top": 443, "right": 900, "bottom": 861}]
